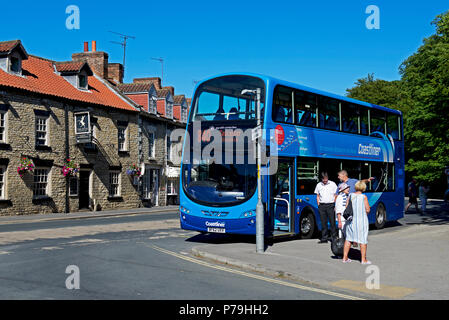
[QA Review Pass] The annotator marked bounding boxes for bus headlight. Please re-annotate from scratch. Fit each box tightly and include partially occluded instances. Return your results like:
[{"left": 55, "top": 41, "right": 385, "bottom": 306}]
[
  {"left": 240, "top": 210, "right": 256, "bottom": 218},
  {"left": 180, "top": 206, "right": 190, "bottom": 214}
]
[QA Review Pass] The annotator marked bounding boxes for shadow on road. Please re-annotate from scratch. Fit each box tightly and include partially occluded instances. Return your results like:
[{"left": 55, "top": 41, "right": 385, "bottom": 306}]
[{"left": 403, "top": 201, "right": 449, "bottom": 226}]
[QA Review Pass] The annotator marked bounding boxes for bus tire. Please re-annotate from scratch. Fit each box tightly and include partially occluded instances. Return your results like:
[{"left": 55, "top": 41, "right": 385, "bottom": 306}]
[
  {"left": 375, "top": 203, "right": 386, "bottom": 229},
  {"left": 300, "top": 210, "right": 316, "bottom": 239}
]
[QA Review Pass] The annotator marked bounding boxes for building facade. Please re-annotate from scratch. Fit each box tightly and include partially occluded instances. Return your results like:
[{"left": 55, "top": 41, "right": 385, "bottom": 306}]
[
  {"left": 0, "top": 39, "right": 189, "bottom": 215},
  {"left": 0, "top": 40, "right": 142, "bottom": 215},
  {"left": 117, "top": 77, "right": 187, "bottom": 207}
]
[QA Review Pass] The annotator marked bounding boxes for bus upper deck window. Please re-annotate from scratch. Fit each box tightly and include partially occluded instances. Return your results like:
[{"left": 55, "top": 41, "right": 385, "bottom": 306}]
[
  {"left": 341, "top": 103, "right": 358, "bottom": 134},
  {"left": 295, "top": 90, "right": 317, "bottom": 127},
  {"left": 387, "top": 113, "right": 401, "bottom": 140},
  {"left": 273, "top": 86, "right": 293, "bottom": 124},
  {"left": 370, "top": 110, "right": 387, "bottom": 135},
  {"left": 359, "top": 107, "right": 369, "bottom": 135},
  {"left": 318, "top": 96, "right": 340, "bottom": 131}
]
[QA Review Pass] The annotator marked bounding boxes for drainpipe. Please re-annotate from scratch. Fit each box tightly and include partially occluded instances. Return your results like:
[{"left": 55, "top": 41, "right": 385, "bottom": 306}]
[{"left": 64, "top": 103, "right": 70, "bottom": 213}]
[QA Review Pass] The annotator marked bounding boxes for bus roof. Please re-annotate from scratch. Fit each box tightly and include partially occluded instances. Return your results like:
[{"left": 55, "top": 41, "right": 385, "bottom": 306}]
[{"left": 196, "top": 72, "right": 402, "bottom": 116}]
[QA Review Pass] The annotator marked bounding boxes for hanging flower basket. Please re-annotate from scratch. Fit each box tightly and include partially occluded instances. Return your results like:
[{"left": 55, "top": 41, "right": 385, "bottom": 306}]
[
  {"left": 126, "top": 163, "right": 142, "bottom": 178},
  {"left": 62, "top": 158, "right": 80, "bottom": 177},
  {"left": 17, "top": 157, "right": 34, "bottom": 177}
]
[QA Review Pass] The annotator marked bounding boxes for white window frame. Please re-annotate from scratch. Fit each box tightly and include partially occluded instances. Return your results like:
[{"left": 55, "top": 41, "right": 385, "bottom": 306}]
[
  {"left": 0, "top": 111, "right": 7, "bottom": 143},
  {"left": 33, "top": 167, "right": 51, "bottom": 199},
  {"left": 69, "top": 177, "right": 79, "bottom": 196},
  {"left": 148, "top": 129, "right": 156, "bottom": 159},
  {"left": 149, "top": 96, "right": 157, "bottom": 114},
  {"left": 167, "top": 179, "right": 177, "bottom": 195},
  {"left": 166, "top": 129, "right": 172, "bottom": 162},
  {"left": 118, "top": 125, "right": 128, "bottom": 152},
  {"left": 35, "top": 116, "right": 49, "bottom": 146},
  {"left": 0, "top": 166, "right": 6, "bottom": 199},
  {"left": 166, "top": 101, "right": 173, "bottom": 119},
  {"left": 109, "top": 171, "right": 121, "bottom": 197},
  {"left": 181, "top": 105, "right": 188, "bottom": 123}
]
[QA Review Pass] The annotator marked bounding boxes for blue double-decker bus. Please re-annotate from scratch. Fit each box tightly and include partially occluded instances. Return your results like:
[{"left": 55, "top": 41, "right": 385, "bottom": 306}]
[{"left": 180, "top": 73, "right": 404, "bottom": 238}]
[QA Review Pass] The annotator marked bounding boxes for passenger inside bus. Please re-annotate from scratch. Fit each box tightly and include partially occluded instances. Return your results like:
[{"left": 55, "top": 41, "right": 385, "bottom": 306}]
[
  {"left": 213, "top": 106, "right": 226, "bottom": 121},
  {"left": 228, "top": 107, "right": 240, "bottom": 120}
]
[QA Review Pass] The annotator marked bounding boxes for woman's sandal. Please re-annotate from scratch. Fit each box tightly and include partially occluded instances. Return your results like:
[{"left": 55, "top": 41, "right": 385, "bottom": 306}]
[
  {"left": 342, "top": 259, "right": 352, "bottom": 263},
  {"left": 361, "top": 260, "right": 372, "bottom": 265}
]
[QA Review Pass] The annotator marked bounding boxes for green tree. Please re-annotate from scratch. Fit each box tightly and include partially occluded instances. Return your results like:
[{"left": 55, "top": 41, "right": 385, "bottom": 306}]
[
  {"left": 346, "top": 11, "right": 449, "bottom": 190},
  {"left": 399, "top": 11, "right": 449, "bottom": 184},
  {"left": 346, "top": 73, "right": 403, "bottom": 112}
]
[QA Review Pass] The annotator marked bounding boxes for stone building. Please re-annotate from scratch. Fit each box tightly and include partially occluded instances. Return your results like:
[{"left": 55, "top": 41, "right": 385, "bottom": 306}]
[
  {"left": 117, "top": 77, "right": 188, "bottom": 206},
  {"left": 0, "top": 40, "right": 141, "bottom": 215}
]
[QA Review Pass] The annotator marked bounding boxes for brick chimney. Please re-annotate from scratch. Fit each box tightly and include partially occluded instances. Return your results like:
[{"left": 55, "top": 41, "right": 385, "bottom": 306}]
[
  {"left": 133, "top": 77, "right": 161, "bottom": 89},
  {"left": 107, "top": 63, "right": 124, "bottom": 84},
  {"left": 72, "top": 41, "right": 109, "bottom": 79}
]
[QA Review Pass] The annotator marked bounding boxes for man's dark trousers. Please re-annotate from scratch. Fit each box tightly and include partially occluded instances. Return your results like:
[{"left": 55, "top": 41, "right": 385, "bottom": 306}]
[{"left": 319, "top": 203, "right": 336, "bottom": 240}]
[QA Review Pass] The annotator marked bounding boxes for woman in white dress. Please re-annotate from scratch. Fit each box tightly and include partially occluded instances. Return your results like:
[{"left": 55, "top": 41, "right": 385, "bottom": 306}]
[{"left": 342, "top": 181, "right": 371, "bottom": 264}]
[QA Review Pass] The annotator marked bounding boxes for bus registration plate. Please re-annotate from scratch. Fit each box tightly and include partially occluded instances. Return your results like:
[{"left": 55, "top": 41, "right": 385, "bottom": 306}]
[{"left": 207, "top": 227, "right": 226, "bottom": 233}]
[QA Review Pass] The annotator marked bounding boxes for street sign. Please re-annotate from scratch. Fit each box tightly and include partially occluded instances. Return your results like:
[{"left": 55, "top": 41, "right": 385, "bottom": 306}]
[
  {"left": 74, "top": 112, "right": 91, "bottom": 135},
  {"left": 74, "top": 112, "right": 91, "bottom": 144},
  {"left": 76, "top": 133, "right": 92, "bottom": 144}
]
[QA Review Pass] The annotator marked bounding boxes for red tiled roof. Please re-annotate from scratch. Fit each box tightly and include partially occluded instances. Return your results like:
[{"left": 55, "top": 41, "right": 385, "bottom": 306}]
[
  {"left": 55, "top": 61, "right": 86, "bottom": 73},
  {"left": 156, "top": 88, "right": 171, "bottom": 98},
  {"left": 0, "top": 40, "right": 20, "bottom": 54},
  {"left": 0, "top": 40, "right": 28, "bottom": 59},
  {"left": 0, "top": 54, "right": 136, "bottom": 112},
  {"left": 173, "top": 94, "right": 185, "bottom": 105},
  {"left": 117, "top": 82, "right": 152, "bottom": 93}
]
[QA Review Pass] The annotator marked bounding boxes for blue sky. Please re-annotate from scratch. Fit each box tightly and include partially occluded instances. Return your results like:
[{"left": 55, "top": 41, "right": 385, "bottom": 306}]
[{"left": 2, "top": 1, "right": 448, "bottom": 98}]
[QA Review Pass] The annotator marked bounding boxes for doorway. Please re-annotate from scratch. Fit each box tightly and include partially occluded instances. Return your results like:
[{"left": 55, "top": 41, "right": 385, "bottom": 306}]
[
  {"left": 270, "top": 158, "right": 294, "bottom": 234},
  {"left": 79, "top": 170, "right": 91, "bottom": 209}
]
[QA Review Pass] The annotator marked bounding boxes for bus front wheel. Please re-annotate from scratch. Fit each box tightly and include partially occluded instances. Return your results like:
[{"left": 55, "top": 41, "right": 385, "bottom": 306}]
[
  {"left": 300, "top": 210, "right": 316, "bottom": 239},
  {"left": 375, "top": 203, "right": 386, "bottom": 229}
]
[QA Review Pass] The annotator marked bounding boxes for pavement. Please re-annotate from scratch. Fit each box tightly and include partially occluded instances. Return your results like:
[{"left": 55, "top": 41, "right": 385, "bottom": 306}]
[
  {"left": 191, "top": 200, "right": 449, "bottom": 300},
  {"left": 0, "top": 205, "right": 179, "bottom": 225}
]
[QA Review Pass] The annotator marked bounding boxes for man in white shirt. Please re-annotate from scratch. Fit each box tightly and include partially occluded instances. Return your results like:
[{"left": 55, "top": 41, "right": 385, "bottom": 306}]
[{"left": 314, "top": 172, "right": 338, "bottom": 243}]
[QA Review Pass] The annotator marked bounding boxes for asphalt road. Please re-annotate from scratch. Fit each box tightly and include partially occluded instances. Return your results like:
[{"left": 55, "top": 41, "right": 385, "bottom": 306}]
[
  {"left": 1, "top": 201, "right": 442, "bottom": 300},
  {"left": 0, "top": 211, "right": 356, "bottom": 300}
]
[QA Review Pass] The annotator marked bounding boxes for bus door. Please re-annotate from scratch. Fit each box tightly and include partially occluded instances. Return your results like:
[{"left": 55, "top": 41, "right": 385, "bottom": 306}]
[{"left": 271, "top": 158, "right": 295, "bottom": 233}]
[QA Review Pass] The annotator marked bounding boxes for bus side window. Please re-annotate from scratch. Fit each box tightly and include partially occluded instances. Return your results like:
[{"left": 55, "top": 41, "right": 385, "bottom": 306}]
[
  {"left": 370, "top": 110, "right": 386, "bottom": 135},
  {"left": 387, "top": 113, "right": 400, "bottom": 140},
  {"left": 371, "top": 162, "right": 388, "bottom": 192},
  {"left": 273, "top": 86, "right": 293, "bottom": 124},
  {"left": 359, "top": 107, "right": 369, "bottom": 135},
  {"left": 295, "top": 90, "right": 317, "bottom": 127},
  {"left": 297, "top": 159, "right": 319, "bottom": 195},
  {"left": 341, "top": 103, "right": 359, "bottom": 134},
  {"left": 318, "top": 96, "right": 340, "bottom": 131}
]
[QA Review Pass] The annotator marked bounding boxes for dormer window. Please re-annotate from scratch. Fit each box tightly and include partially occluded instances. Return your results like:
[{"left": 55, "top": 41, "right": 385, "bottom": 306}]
[
  {"left": 10, "top": 56, "right": 21, "bottom": 74},
  {"left": 166, "top": 101, "right": 173, "bottom": 119},
  {"left": 0, "top": 40, "right": 28, "bottom": 76},
  {"left": 55, "top": 61, "right": 93, "bottom": 91},
  {"left": 78, "top": 74, "right": 88, "bottom": 90}
]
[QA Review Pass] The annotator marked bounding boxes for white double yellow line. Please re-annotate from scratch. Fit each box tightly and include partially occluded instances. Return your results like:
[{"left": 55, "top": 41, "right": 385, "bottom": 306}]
[{"left": 150, "top": 245, "right": 365, "bottom": 300}]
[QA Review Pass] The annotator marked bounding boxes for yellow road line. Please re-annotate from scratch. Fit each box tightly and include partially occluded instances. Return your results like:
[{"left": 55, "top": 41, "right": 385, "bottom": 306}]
[
  {"left": 150, "top": 245, "right": 365, "bottom": 300},
  {"left": 331, "top": 280, "right": 417, "bottom": 299}
]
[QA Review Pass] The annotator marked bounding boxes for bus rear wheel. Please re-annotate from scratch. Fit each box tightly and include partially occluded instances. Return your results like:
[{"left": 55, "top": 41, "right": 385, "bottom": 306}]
[
  {"left": 375, "top": 203, "right": 386, "bottom": 229},
  {"left": 300, "top": 210, "right": 316, "bottom": 239}
]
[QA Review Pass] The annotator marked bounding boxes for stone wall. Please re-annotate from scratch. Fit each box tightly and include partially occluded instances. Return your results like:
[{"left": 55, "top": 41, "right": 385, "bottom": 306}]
[{"left": 0, "top": 90, "right": 140, "bottom": 216}]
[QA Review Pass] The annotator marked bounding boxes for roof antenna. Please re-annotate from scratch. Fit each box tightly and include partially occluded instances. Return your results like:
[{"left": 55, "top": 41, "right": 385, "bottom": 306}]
[
  {"left": 151, "top": 57, "right": 164, "bottom": 83},
  {"left": 109, "top": 31, "right": 136, "bottom": 71}
]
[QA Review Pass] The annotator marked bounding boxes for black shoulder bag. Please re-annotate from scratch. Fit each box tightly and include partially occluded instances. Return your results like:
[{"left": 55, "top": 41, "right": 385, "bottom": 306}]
[{"left": 343, "top": 194, "right": 353, "bottom": 220}]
